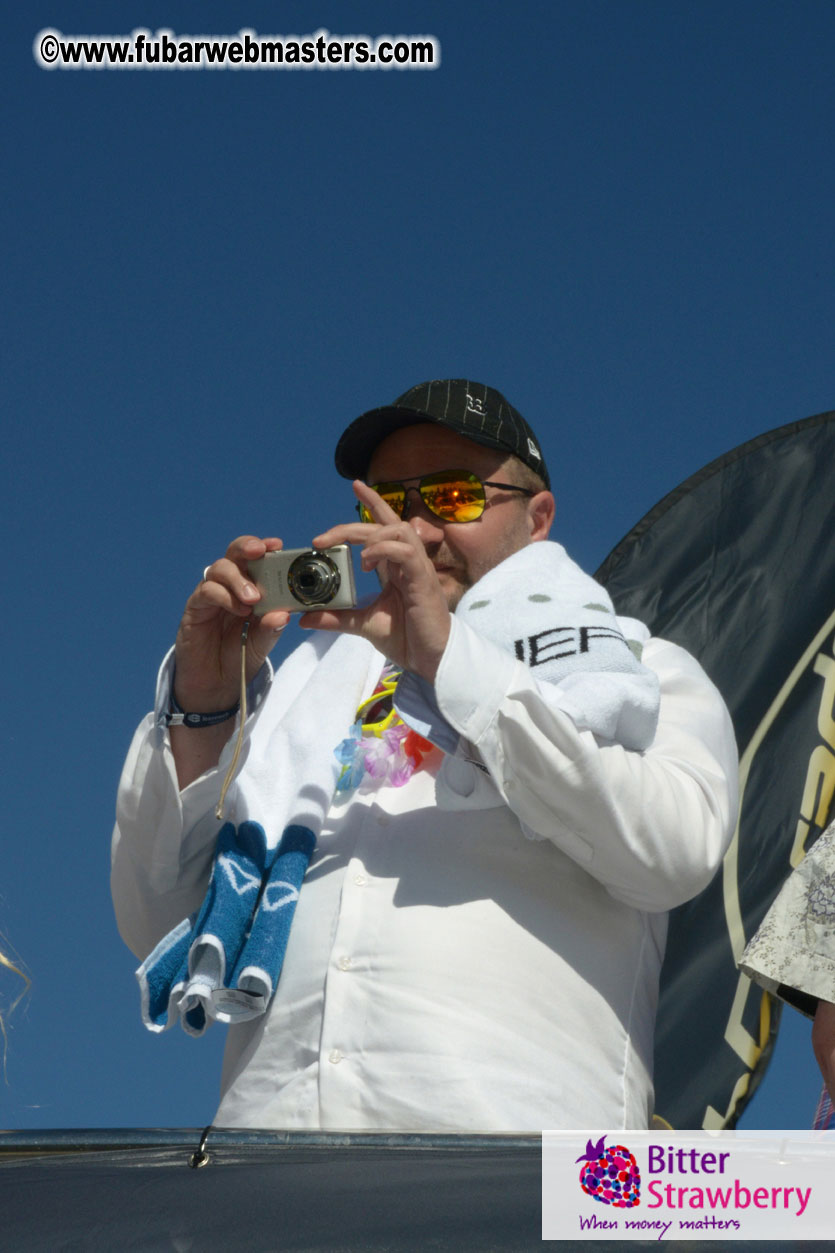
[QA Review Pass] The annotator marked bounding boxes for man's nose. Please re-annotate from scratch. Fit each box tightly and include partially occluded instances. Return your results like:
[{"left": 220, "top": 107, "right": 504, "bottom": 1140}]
[{"left": 402, "top": 487, "right": 445, "bottom": 540}]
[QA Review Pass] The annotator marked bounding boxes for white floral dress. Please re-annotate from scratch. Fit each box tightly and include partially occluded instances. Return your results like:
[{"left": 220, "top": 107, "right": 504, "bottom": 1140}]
[{"left": 739, "top": 820, "right": 835, "bottom": 1017}]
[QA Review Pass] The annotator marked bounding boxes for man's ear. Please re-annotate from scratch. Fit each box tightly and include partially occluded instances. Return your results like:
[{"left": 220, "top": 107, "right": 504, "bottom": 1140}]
[{"left": 528, "top": 491, "right": 555, "bottom": 540}]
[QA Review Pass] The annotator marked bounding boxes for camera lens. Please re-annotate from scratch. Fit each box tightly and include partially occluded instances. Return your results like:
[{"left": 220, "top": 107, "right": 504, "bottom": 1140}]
[{"left": 287, "top": 552, "right": 341, "bottom": 606}]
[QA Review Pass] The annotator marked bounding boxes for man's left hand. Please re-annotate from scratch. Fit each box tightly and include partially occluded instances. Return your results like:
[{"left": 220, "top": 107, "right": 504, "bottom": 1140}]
[{"left": 299, "top": 481, "right": 451, "bottom": 681}]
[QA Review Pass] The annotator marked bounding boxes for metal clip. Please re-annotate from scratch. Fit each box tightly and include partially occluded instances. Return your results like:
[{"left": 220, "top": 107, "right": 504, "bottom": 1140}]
[{"left": 189, "top": 1123, "right": 213, "bottom": 1169}]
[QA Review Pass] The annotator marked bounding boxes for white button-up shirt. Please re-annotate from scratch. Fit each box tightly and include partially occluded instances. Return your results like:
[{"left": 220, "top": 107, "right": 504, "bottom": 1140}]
[{"left": 112, "top": 620, "right": 737, "bottom": 1132}]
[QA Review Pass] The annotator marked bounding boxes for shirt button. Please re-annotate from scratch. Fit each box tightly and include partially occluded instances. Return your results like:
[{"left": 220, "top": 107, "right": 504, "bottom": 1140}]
[
  {"left": 328, "top": 1049, "right": 343, "bottom": 1064},
  {"left": 377, "top": 813, "right": 390, "bottom": 826},
  {"left": 337, "top": 956, "right": 352, "bottom": 971},
  {"left": 353, "top": 873, "right": 367, "bottom": 886}
]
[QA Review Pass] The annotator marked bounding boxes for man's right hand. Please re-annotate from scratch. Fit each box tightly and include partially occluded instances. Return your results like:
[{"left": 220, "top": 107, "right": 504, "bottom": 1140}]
[{"left": 173, "top": 535, "right": 291, "bottom": 713}]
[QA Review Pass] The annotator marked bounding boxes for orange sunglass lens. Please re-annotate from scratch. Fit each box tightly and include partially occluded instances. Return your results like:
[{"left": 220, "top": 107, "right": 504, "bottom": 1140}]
[{"left": 420, "top": 474, "right": 484, "bottom": 521}]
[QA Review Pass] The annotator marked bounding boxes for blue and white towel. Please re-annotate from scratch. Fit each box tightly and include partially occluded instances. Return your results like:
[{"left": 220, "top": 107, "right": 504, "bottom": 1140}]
[
  {"left": 142, "top": 629, "right": 383, "bottom": 1036},
  {"left": 138, "top": 821, "right": 315, "bottom": 1036}
]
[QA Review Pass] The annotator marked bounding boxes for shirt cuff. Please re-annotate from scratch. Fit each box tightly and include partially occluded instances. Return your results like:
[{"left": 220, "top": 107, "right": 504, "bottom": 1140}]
[
  {"left": 153, "top": 645, "right": 274, "bottom": 730},
  {"left": 433, "top": 615, "right": 523, "bottom": 745}
]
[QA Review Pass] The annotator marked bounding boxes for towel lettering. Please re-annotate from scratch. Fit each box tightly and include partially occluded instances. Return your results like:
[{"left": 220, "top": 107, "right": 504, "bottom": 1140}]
[{"left": 514, "top": 625, "right": 629, "bottom": 668}]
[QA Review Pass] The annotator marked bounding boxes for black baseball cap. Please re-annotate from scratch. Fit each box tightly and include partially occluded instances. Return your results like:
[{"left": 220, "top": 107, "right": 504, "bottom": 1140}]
[{"left": 334, "top": 379, "right": 550, "bottom": 490}]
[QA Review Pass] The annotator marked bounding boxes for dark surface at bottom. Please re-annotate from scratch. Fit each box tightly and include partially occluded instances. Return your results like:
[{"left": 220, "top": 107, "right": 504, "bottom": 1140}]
[{"left": 0, "top": 1131, "right": 822, "bottom": 1252}]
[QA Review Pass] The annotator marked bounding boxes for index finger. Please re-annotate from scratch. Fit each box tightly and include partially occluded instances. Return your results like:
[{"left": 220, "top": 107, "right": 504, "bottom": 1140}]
[
  {"left": 312, "top": 481, "right": 401, "bottom": 549},
  {"left": 312, "top": 520, "right": 378, "bottom": 550}
]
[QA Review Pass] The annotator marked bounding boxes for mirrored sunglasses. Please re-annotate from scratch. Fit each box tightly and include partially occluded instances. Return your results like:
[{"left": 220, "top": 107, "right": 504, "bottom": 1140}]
[{"left": 357, "top": 469, "right": 534, "bottom": 525}]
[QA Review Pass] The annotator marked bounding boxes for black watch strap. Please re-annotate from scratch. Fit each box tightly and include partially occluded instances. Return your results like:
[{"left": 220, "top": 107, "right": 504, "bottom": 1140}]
[{"left": 164, "top": 690, "right": 240, "bottom": 728}]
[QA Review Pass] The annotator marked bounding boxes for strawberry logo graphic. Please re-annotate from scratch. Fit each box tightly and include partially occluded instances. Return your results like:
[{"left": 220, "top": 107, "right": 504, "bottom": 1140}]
[{"left": 576, "top": 1136, "right": 641, "bottom": 1208}]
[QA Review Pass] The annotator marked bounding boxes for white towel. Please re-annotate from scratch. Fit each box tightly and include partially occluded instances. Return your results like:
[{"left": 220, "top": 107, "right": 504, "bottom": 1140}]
[
  {"left": 395, "top": 541, "right": 659, "bottom": 766},
  {"left": 455, "top": 541, "right": 659, "bottom": 749}
]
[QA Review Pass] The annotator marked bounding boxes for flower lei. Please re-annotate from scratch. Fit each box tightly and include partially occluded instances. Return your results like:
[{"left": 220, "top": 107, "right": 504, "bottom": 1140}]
[{"left": 335, "top": 664, "right": 436, "bottom": 793}]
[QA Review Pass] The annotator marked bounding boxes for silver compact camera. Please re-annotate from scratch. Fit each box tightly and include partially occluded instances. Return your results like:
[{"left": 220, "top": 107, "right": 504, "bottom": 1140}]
[{"left": 248, "top": 545, "right": 357, "bottom": 614}]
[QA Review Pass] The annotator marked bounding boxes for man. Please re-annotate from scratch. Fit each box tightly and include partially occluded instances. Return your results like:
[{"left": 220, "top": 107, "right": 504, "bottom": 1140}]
[{"left": 112, "top": 379, "right": 738, "bottom": 1131}]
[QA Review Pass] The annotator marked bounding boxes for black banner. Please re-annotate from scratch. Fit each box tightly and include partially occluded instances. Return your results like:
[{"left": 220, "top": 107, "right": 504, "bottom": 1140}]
[{"left": 597, "top": 410, "right": 835, "bottom": 1128}]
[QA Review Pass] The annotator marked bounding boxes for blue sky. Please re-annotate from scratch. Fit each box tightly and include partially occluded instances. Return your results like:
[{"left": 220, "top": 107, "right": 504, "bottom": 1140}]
[{"left": 2, "top": 1, "right": 833, "bottom": 1131}]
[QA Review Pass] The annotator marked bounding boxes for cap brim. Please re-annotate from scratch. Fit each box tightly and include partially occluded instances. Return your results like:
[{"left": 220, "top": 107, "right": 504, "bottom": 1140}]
[{"left": 334, "top": 406, "right": 513, "bottom": 480}]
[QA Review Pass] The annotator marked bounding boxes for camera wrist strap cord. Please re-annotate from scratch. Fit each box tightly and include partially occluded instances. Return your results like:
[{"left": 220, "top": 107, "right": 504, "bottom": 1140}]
[{"left": 215, "top": 619, "right": 249, "bottom": 821}]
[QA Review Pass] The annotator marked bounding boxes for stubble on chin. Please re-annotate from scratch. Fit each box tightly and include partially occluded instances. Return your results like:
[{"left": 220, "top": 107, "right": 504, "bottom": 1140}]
[{"left": 441, "top": 584, "right": 468, "bottom": 612}]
